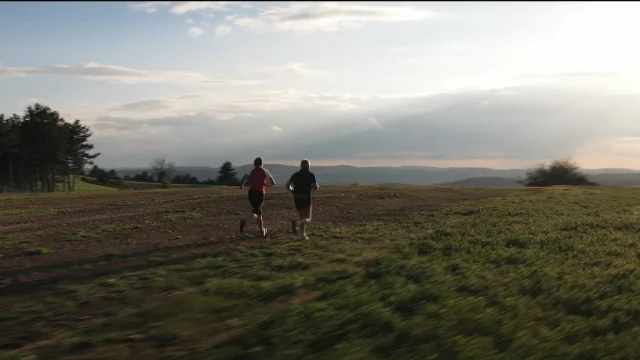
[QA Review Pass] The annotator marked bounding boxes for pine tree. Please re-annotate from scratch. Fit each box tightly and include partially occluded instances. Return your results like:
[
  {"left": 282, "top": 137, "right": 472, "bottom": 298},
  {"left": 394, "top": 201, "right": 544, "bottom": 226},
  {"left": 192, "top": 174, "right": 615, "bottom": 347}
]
[
  {"left": 0, "top": 103, "right": 99, "bottom": 192},
  {"left": 216, "top": 161, "right": 239, "bottom": 186}
]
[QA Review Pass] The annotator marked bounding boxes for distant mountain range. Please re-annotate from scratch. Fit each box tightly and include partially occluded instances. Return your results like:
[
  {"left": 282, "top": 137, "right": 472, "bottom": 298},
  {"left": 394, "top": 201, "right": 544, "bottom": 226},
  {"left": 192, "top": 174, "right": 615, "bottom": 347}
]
[{"left": 114, "top": 164, "right": 640, "bottom": 187}]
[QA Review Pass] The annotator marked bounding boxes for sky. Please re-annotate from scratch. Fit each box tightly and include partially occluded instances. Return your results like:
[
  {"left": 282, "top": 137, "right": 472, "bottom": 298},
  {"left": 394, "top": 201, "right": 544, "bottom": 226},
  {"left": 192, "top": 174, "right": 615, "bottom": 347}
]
[{"left": 2, "top": 1, "right": 640, "bottom": 169}]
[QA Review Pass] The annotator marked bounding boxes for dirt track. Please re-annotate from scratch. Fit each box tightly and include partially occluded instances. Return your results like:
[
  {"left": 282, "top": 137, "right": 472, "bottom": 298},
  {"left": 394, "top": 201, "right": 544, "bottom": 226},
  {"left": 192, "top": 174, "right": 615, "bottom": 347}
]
[{"left": 0, "top": 186, "right": 510, "bottom": 351}]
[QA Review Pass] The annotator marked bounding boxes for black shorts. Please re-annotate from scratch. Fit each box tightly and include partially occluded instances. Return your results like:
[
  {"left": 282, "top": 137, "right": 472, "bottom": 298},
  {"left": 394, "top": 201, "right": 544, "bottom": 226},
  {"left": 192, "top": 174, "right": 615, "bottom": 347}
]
[
  {"left": 248, "top": 190, "right": 265, "bottom": 215},
  {"left": 293, "top": 193, "right": 312, "bottom": 210}
]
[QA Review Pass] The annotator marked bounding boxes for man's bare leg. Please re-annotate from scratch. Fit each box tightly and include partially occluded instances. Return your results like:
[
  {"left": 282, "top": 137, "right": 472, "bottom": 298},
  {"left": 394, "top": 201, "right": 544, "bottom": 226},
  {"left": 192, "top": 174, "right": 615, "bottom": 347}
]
[
  {"left": 240, "top": 208, "right": 256, "bottom": 234},
  {"left": 257, "top": 214, "right": 267, "bottom": 236},
  {"left": 291, "top": 208, "right": 304, "bottom": 235},
  {"left": 297, "top": 208, "right": 312, "bottom": 239}
]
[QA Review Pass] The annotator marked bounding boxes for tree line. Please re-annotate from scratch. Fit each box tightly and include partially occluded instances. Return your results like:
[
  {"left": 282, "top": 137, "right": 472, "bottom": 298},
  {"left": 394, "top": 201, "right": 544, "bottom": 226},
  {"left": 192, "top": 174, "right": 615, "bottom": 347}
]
[
  {"left": 0, "top": 103, "right": 245, "bottom": 192},
  {"left": 87, "top": 159, "right": 242, "bottom": 187},
  {"left": 1, "top": 103, "right": 599, "bottom": 193},
  {"left": 0, "top": 104, "right": 99, "bottom": 192},
  {"left": 91, "top": 158, "right": 598, "bottom": 188}
]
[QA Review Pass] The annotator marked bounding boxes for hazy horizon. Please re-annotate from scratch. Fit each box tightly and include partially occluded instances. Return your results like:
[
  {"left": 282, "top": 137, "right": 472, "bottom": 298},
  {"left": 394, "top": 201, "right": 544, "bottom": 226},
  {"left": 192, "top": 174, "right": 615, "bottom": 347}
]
[
  {"left": 2, "top": 2, "right": 640, "bottom": 170},
  {"left": 113, "top": 158, "right": 640, "bottom": 172}
]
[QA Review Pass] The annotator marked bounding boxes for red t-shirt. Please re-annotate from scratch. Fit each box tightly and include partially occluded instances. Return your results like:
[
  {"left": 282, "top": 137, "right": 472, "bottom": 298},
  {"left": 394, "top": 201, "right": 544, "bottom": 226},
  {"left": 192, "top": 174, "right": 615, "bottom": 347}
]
[{"left": 248, "top": 167, "right": 274, "bottom": 194}]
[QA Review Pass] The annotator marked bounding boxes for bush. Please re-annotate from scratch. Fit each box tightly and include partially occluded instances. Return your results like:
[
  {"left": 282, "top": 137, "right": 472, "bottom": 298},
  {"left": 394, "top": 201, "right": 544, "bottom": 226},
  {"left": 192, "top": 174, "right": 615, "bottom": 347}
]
[{"left": 522, "top": 159, "right": 597, "bottom": 187}]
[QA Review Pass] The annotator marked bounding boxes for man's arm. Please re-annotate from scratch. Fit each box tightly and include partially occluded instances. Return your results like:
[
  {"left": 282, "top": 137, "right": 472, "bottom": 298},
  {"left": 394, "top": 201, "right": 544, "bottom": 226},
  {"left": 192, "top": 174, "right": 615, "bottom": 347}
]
[
  {"left": 239, "top": 173, "right": 248, "bottom": 189},
  {"left": 311, "top": 173, "right": 319, "bottom": 191},
  {"left": 285, "top": 174, "right": 295, "bottom": 193},
  {"left": 264, "top": 169, "right": 276, "bottom": 187}
]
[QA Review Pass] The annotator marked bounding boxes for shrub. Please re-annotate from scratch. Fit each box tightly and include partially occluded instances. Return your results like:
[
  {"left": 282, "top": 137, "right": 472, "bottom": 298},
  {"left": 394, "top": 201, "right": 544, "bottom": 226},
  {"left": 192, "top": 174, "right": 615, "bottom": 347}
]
[{"left": 522, "top": 159, "right": 597, "bottom": 187}]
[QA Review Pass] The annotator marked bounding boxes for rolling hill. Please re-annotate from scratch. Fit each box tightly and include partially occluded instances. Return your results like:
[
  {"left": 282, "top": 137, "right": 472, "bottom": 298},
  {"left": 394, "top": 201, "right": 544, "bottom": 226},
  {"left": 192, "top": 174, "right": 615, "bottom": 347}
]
[
  {"left": 434, "top": 177, "right": 522, "bottom": 187},
  {"left": 114, "top": 164, "right": 640, "bottom": 187}
]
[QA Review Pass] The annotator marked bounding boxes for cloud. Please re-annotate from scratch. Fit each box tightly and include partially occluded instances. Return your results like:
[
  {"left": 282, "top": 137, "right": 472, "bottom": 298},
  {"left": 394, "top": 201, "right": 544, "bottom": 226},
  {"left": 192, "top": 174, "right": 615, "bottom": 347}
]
[
  {"left": 98, "top": 90, "right": 368, "bottom": 121},
  {"left": 92, "top": 114, "right": 212, "bottom": 131},
  {"left": 128, "top": 1, "right": 434, "bottom": 35},
  {"left": 74, "top": 91, "right": 382, "bottom": 168},
  {"left": 359, "top": 117, "right": 385, "bottom": 131},
  {"left": 388, "top": 46, "right": 414, "bottom": 56},
  {"left": 128, "top": 1, "right": 172, "bottom": 13},
  {"left": 214, "top": 25, "right": 232, "bottom": 36},
  {"left": 519, "top": 72, "right": 640, "bottom": 93},
  {"left": 0, "top": 62, "right": 260, "bottom": 86},
  {"left": 577, "top": 137, "right": 640, "bottom": 158},
  {"left": 65, "top": 74, "right": 640, "bottom": 168},
  {"left": 227, "top": 2, "right": 436, "bottom": 33},
  {"left": 188, "top": 27, "right": 205, "bottom": 37},
  {"left": 109, "top": 99, "right": 175, "bottom": 112},
  {"left": 254, "top": 63, "right": 328, "bottom": 76},
  {"left": 262, "top": 85, "right": 640, "bottom": 165},
  {"left": 169, "top": 1, "right": 229, "bottom": 15},
  {"left": 443, "top": 42, "right": 472, "bottom": 52},
  {"left": 199, "top": 79, "right": 262, "bottom": 85}
]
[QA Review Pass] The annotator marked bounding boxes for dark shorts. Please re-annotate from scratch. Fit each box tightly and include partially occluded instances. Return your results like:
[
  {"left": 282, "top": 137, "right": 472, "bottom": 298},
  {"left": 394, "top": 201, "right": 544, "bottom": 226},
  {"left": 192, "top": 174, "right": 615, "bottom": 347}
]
[
  {"left": 293, "top": 193, "right": 312, "bottom": 210},
  {"left": 248, "top": 189, "right": 265, "bottom": 215}
]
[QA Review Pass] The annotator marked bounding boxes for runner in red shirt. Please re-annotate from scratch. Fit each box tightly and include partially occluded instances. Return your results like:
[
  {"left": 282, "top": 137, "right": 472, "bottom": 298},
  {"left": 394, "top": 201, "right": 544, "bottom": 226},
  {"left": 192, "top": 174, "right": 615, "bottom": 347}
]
[{"left": 238, "top": 157, "right": 275, "bottom": 237}]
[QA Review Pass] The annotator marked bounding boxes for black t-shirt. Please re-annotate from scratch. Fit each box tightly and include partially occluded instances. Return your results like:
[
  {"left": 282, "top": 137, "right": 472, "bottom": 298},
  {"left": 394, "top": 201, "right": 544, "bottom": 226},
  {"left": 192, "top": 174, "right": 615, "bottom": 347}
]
[{"left": 289, "top": 169, "right": 317, "bottom": 196}]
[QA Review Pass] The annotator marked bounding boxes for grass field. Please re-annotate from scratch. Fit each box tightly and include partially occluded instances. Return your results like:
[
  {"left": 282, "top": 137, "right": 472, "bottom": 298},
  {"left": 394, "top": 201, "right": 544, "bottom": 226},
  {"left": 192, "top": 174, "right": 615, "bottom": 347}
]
[
  {"left": 78, "top": 177, "right": 218, "bottom": 191},
  {"left": 1, "top": 186, "right": 640, "bottom": 359},
  {"left": 57, "top": 178, "right": 119, "bottom": 192}
]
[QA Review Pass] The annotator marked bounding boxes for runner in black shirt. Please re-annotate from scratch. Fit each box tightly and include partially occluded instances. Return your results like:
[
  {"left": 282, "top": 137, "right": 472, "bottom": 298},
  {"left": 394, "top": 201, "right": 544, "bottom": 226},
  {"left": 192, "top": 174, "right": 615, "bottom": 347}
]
[{"left": 286, "top": 159, "right": 319, "bottom": 240}]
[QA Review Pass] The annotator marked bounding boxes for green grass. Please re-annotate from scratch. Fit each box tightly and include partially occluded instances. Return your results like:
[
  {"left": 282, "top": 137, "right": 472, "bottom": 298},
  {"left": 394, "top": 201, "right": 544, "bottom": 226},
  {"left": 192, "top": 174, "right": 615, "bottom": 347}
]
[
  {"left": 5, "top": 187, "right": 640, "bottom": 359},
  {"left": 0, "top": 208, "right": 59, "bottom": 217},
  {"left": 0, "top": 177, "right": 117, "bottom": 194},
  {"left": 73, "top": 178, "right": 118, "bottom": 192},
  {"left": 83, "top": 177, "right": 219, "bottom": 190},
  {"left": 116, "top": 179, "right": 218, "bottom": 189},
  {"left": 54, "top": 176, "right": 118, "bottom": 192}
]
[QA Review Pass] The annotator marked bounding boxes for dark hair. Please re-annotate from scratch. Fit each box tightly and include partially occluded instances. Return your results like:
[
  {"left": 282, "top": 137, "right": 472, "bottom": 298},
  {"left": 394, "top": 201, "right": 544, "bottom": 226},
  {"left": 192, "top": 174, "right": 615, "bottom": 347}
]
[{"left": 254, "top": 157, "right": 263, "bottom": 167}]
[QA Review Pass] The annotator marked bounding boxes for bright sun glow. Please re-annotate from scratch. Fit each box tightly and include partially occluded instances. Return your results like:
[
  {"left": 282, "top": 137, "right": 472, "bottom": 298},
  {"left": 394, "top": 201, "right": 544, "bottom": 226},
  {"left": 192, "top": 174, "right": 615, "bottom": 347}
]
[{"left": 539, "top": 2, "right": 640, "bottom": 81}]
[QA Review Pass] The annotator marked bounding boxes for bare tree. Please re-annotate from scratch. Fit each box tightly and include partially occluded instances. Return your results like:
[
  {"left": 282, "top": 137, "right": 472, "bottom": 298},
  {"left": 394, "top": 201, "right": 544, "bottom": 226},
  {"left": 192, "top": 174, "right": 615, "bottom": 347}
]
[
  {"left": 165, "top": 161, "right": 175, "bottom": 181},
  {"left": 150, "top": 157, "right": 176, "bottom": 182},
  {"left": 150, "top": 158, "right": 165, "bottom": 182}
]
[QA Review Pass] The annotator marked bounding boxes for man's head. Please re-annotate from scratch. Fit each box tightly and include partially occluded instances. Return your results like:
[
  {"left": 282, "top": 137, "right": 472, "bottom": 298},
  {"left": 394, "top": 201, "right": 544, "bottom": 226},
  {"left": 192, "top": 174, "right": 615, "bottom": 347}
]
[
  {"left": 300, "top": 159, "right": 310, "bottom": 170},
  {"left": 254, "top": 157, "right": 264, "bottom": 167}
]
